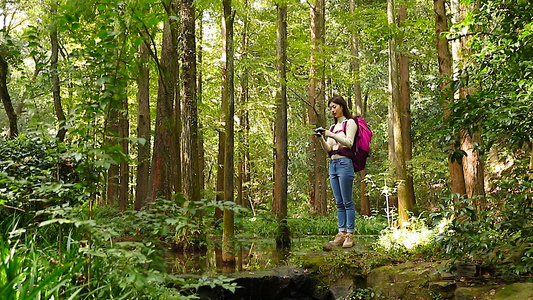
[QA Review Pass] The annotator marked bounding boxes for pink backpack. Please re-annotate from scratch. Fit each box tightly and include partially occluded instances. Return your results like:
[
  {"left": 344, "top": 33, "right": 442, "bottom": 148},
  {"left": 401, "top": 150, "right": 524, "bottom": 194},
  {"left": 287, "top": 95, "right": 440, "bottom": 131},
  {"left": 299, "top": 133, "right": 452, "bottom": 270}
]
[{"left": 328, "top": 117, "right": 373, "bottom": 171}]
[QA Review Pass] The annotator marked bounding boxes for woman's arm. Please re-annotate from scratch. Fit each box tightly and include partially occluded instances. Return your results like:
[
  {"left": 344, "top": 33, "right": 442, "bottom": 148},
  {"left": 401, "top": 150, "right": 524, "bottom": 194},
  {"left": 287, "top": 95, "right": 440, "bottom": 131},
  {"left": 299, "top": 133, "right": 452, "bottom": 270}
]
[{"left": 325, "top": 119, "right": 357, "bottom": 148}]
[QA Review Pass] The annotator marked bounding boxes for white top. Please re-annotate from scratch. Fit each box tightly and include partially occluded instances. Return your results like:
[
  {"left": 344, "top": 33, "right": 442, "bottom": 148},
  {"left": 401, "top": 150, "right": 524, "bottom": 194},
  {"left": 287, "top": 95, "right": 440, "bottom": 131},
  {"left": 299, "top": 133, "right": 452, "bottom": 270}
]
[{"left": 320, "top": 117, "right": 357, "bottom": 156}]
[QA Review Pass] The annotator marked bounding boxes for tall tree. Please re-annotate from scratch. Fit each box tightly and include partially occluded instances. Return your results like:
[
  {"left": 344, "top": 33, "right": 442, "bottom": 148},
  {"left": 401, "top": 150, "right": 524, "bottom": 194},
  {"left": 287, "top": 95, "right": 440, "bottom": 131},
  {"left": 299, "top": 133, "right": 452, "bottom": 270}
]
[
  {"left": 181, "top": 0, "right": 200, "bottom": 203},
  {"left": 434, "top": 0, "right": 466, "bottom": 197},
  {"left": 350, "top": 0, "right": 370, "bottom": 217},
  {"left": 197, "top": 11, "right": 205, "bottom": 192},
  {"left": 388, "top": 0, "right": 410, "bottom": 226},
  {"left": 273, "top": 0, "right": 290, "bottom": 249},
  {"left": 119, "top": 97, "right": 129, "bottom": 211},
  {"left": 450, "top": 0, "right": 485, "bottom": 201},
  {"left": 237, "top": 0, "right": 250, "bottom": 209},
  {"left": 221, "top": 0, "right": 236, "bottom": 266},
  {"left": 50, "top": 1, "right": 66, "bottom": 142},
  {"left": 148, "top": 4, "right": 180, "bottom": 202},
  {"left": 0, "top": 54, "right": 17, "bottom": 138},
  {"left": 398, "top": 4, "right": 415, "bottom": 208},
  {"left": 308, "top": 0, "right": 327, "bottom": 216},
  {"left": 135, "top": 37, "right": 151, "bottom": 210}
]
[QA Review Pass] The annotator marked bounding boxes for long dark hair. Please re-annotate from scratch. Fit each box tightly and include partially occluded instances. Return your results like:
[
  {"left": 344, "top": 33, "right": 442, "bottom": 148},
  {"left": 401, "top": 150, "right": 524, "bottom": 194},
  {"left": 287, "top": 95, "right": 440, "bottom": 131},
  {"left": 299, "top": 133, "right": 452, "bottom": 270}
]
[{"left": 328, "top": 95, "right": 353, "bottom": 123}]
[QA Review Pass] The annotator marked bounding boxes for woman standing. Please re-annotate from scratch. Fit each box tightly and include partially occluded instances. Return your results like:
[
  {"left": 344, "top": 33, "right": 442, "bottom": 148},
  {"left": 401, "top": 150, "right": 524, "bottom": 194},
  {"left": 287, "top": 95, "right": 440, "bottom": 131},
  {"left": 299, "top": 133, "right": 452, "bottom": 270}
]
[{"left": 315, "top": 95, "right": 357, "bottom": 248}]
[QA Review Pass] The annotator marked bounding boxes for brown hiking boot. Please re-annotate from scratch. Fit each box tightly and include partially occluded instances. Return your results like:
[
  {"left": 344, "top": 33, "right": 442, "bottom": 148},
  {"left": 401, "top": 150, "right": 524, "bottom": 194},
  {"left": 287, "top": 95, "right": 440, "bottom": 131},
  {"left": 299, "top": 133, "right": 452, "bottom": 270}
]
[
  {"left": 329, "top": 232, "right": 346, "bottom": 246},
  {"left": 342, "top": 233, "right": 354, "bottom": 248}
]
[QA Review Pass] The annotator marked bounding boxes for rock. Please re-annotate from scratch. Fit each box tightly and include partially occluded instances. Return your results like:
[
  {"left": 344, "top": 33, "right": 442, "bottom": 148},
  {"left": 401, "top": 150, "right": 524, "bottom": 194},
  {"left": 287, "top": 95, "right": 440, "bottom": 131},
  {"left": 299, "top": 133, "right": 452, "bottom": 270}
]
[
  {"left": 455, "top": 286, "right": 497, "bottom": 300},
  {"left": 429, "top": 281, "right": 456, "bottom": 299},
  {"left": 322, "top": 242, "right": 333, "bottom": 252},
  {"left": 493, "top": 282, "right": 533, "bottom": 299},
  {"left": 194, "top": 266, "right": 335, "bottom": 300},
  {"left": 366, "top": 261, "right": 446, "bottom": 300}
]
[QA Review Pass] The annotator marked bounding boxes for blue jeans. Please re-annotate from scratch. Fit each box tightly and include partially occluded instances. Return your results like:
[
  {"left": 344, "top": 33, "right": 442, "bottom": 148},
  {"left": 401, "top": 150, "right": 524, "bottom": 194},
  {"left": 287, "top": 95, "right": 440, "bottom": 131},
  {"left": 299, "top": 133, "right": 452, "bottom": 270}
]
[{"left": 329, "top": 157, "right": 355, "bottom": 233}]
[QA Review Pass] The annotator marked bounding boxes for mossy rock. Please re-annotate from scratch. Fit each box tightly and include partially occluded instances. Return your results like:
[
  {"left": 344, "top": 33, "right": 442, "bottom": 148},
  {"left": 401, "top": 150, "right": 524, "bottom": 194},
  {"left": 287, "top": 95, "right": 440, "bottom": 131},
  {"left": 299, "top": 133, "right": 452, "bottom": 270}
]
[
  {"left": 366, "top": 261, "right": 448, "bottom": 300},
  {"left": 492, "top": 282, "right": 533, "bottom": 300}
]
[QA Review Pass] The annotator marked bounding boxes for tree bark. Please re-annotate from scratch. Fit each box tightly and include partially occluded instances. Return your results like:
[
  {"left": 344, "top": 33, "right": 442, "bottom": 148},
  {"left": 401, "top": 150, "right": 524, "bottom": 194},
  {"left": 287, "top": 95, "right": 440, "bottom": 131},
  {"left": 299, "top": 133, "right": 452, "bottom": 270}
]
[
  {"left": 238, "top": 0, "right": 250, "bottom": 209},
  {"left": 222, "top": 0, "right": 236, "bottom": 266},
  {"left": 119, "top": 97, "right": 129, "bottom": 211},
  {"left": 0, "top": 54, "right": 18, "bottom": 138},
  {"left": 434, "top": 0, "right": 466, "bottom": 197},
  {"left": 450, "top": 0, "right": 485, "bottom": 202},
  {"left": 105, "top": 102, "right": 120, "bottom": 206},
  {"left": 181, "top": 0, "right": 200, "bottom": 204},
  {"left": 309, "top": 0, "right": 327, "bottom": 216},
  {"left": 135, "top": 38, "right": 151, "bottom": 210},
  {"left": 398, "top": 5, "right": 416, "bottom": 209},
  {"left": 197, "top": 11, "right": 205, "bottom": 192},
  {"left": 350, "top": 0, "right": 370, "bottom": 217},
  {"left": 273, "top": 2, "right": 290, "bottom": 249},
  {"left": 148, "top": 10, "right": 179, "bottom": 202},
  {"left": 388, "top": 0, "right": 411, "bottom": 226},
  {"left": 50, "top": 2, "right": 66, "bottom": 142}
]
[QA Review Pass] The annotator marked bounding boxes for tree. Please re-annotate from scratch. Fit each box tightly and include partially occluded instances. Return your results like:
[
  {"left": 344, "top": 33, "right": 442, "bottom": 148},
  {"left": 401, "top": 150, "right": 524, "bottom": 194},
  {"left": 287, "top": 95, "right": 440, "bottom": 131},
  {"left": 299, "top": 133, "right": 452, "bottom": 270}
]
[
  {"left": 398, "top": 4, "right": 415, "bottom": 208},
  {"left": 0, "top": 54, "right": 17, "bottom": 138},
  {"left": 308, "top": 0, "right": 327, "bottom": 216},
  {"left": 50, "top": 0, "right": 66, "bottom": 142},
  {"left": 273, "top": 0, "right": 290, "bottom": 249},
  {"left": 450, "top": 0, "right": 485, "bottom": 201},
  {"left": 135, "top": 36, "right": 151, "bottom": 210},
  {"left": 388, "top": 0, "right": 411, "bottom": 226},
  {"left": 350, "top": 0, "right": 370, "bottom": 217},
  {"left": 181, "top": 0, "right": 200, "bottom": 204},
  {"left": 148, "top": 3, "right": 180, "bottom": 202},
  {"left": 221, "top": 0, "right": 236, "bottom": 266},
  {"left": 433, "top": 0, "right": 466, "bottom": 197}
]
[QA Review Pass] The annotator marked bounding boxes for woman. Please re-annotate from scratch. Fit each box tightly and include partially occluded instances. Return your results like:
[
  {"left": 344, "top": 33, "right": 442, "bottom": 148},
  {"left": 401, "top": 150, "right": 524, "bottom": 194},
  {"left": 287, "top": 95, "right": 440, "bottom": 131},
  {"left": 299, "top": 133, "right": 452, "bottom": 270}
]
[{"left": 315, "top": 95, "right": 357, "bottom": 248}]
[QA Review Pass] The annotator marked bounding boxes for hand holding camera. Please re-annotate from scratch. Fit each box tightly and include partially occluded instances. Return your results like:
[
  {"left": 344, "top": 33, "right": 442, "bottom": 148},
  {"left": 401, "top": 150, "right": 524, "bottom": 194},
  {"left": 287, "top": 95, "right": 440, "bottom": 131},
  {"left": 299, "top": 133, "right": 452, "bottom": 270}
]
[{"left": 313, "top": 127, "right": 326, "bottom": 137}]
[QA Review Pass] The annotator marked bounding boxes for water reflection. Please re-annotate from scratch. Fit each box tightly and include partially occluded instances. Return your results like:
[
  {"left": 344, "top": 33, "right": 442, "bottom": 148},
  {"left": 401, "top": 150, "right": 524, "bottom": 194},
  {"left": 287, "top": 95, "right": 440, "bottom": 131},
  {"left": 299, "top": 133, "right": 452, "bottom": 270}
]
[{"left": 167, "top": 237, "right": 298, "bottom": 275}]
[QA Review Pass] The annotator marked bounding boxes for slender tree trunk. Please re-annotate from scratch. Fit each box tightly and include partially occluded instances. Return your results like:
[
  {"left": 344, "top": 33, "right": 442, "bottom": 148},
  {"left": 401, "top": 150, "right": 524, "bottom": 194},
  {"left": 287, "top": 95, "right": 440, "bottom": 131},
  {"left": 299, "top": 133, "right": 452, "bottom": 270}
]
[
  {"left": 222, "top": 0, "right": 236, "bottom": 266},
  {"left": 181, "top": 0, "right": 200, "bottom": 204},
  {"left": 450, "top": 0, "right": 485, "bottom": 202},
  {"left": 309, "top": 0, "right": 327, "bottom": 216},
  {"left": 350, "top": 0, "right": 370, "bottom": 216},
  {"left": 0, "top": 54, "right": 18, "bottom": 138},
  {"left": 148, "top": 13, "right": 179, "bottom": 202},
  {"left": 50, "top": 2, "right": 66, "bottom": 142},
  {"left": 398, "top": 5, "right": 416, "bottom": 208},
  {"left": 119, "top": 97, "right": 129, "bottom": 211},
  {"left": 434, "top": 0, "right": 466, "bottom": 197},
  {"left": 238, "top": 0, "right": 250, "bottom": 209},
  {"left": 105, "top": 103, "right": 120, "bottom": 206},
  {"left": 135, "top": 38, "right": 151, "bottom": 210},
  {"left": 273, "top": 2, "right": 290, "bottom": 249},
  {"left": 197, "top": 12, "right": 205, "bottom": 192},
  {"left": 388, "top": 0, "right": 410, "bottom": 226}
]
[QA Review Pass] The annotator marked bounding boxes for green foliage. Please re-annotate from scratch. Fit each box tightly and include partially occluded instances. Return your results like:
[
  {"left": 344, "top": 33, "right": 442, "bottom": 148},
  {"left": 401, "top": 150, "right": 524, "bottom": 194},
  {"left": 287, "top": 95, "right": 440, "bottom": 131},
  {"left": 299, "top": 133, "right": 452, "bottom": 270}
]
[
  {"left": 430, "top": 170, "right": 533, "bottom": 279},
  {"left": 346, "top": 287, "right": 381, "bottom": 300}
]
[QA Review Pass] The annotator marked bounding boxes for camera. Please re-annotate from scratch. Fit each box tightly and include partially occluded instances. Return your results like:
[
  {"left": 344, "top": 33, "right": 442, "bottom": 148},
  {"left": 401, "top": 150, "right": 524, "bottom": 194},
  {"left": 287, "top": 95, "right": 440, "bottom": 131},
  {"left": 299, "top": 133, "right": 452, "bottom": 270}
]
[{"left": 313, "top": 127, "right": 325, "bottom": 137}]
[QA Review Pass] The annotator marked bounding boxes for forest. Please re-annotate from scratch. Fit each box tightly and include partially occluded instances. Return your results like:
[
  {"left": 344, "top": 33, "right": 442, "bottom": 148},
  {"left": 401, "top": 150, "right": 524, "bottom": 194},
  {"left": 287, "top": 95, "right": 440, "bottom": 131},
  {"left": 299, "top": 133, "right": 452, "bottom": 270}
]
[{"left": 1, "top": 0, "right": 532, "bottom": 299}]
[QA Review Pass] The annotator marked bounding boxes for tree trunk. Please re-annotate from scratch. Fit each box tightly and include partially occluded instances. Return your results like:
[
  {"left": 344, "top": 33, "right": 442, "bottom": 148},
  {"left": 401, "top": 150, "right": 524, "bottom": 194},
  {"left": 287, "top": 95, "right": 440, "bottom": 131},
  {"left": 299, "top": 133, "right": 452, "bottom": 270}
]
[
  {"left": 350, "top": 0, "right": 370, "bottom": 216},
  {"left": 119, "top": 97, "right": 129, "bottom": 211},
  {"left": 434, "top": 0, "right": 466, "bottom": 197},
  {"left": 0, "top": 54, "right": 18, "bottom": 138},
  {"left": 388, "top": 0, "right": 411, "bottom": 226},
  {"left": 222, "top": 0, "right": 236, "bottom": 266},
  {"left": 309, "top": 0, "right": 327, "bottom": 216},
  {"left": 148, "top": 13, "right": 179, "bottom": 202},
  {"left": 135, "top": 38, "right": 151, "bottom": 210},
  {"left": 50, "top": 2, "right": 66, "bottom": 142},
  {"left": 197, "top": 11, "right": 205, "bottom": 192},
  {"left": 105, "top": 102, "right": 120, "bottom": 206},
  {"left": 398, "top": 5, "right": 416, "bottom": 209},
  {"left": 273, "top": 2, "right": 290, "bottom": 249},
  {"left": 181, "top": 0, "right": 200, "bottom": 204},
  {"left": 238, "top": 0, "right": 250, "bottom": 209},
  {"left": 450, "top": 0, "right": 485, "bottom": 202}
]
